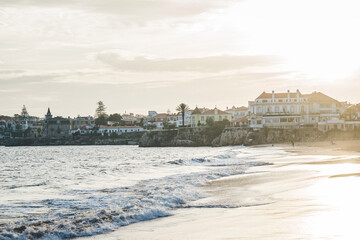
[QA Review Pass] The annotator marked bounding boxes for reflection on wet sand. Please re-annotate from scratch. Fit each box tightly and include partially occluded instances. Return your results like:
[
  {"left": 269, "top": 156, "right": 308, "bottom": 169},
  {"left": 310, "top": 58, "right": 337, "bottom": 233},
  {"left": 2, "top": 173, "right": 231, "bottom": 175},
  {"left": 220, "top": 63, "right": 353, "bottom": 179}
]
[{"left": 84, "top": 141, "right": 360, "bottom": 240}]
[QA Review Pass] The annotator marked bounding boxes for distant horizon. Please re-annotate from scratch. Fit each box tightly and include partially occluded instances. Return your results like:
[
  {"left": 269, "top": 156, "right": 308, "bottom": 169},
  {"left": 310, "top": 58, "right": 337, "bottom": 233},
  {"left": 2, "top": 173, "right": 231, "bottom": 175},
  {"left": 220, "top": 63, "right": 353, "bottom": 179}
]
[{"left": 1, "top": 88, "right": 356, "bottom": 119}]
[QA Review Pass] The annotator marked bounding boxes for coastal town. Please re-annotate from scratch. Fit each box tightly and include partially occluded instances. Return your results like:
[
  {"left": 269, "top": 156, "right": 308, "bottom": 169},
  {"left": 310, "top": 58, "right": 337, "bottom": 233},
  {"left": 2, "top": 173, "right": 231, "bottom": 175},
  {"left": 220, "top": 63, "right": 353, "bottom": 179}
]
[{"left": 1, "top": 89, "right": 360, "bottom": 143}]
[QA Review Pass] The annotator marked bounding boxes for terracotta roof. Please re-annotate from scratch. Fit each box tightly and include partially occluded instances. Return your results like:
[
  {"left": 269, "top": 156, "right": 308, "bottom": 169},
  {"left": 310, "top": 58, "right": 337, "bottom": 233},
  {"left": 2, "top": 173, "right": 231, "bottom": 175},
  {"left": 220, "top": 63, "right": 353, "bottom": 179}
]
[
  {"left": 191, "top": 107, "right": 202, "bottom": 114},
  {"left": 99, "top": 125, "right": 143, "bottom": 129},
  {"left": 227, "top": 106, "right": 248, "bottom": 111},
  {"left": 236, "top": 106, "right": 248, "bottom": 111},
  {"left": 303, "top": 92, "right": 339, "bottom": 103},
  {"left": 199, "top": 109, "right": 230, "bottom": 115},
  {"left": 232, "top": 117, "right": 248, "bottom": 122},
  {"left": 256, "top": 91, "right": 302, "bottom": 99}
]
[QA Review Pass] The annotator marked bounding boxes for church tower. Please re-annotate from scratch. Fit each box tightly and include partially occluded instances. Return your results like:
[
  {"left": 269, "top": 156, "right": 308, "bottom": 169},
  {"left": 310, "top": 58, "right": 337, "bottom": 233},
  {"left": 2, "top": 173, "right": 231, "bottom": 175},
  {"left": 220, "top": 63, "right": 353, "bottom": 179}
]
[{"left": 45, "top": 108, "right": 52, "bottom": 120}]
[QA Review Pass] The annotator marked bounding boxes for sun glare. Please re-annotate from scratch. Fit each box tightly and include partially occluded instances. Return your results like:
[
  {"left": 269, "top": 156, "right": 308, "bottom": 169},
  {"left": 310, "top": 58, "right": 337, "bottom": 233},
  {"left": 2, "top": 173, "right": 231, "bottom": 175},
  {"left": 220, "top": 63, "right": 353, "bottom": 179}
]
[{"left": 232, "top": 0, "right": 360, "bottom": 81}]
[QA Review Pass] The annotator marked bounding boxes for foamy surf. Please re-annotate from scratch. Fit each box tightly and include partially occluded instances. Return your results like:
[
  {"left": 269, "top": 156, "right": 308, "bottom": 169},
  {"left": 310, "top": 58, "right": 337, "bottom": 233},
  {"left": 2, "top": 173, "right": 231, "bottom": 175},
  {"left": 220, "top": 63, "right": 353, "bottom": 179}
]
[{"left": 0, "top": 145, "right": 280, "bottom": 239}]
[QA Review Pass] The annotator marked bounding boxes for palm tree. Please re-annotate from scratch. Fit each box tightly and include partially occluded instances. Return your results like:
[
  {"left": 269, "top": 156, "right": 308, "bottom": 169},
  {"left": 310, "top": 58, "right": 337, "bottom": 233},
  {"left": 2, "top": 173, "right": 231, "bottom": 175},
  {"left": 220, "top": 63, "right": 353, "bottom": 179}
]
[{"left": 176, "top": 103, "right": 190, "bottom": 127}]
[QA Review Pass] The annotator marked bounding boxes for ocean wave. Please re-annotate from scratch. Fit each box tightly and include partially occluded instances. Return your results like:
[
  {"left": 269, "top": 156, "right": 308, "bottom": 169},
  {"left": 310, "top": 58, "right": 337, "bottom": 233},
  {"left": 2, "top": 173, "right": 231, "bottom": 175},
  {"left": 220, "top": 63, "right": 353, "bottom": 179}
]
[
  {"left": 0, "top": 146, "right": 278, "bottom": 239},
  {"left": 0, "top": 165, "right": 248, "bottom": 239}
]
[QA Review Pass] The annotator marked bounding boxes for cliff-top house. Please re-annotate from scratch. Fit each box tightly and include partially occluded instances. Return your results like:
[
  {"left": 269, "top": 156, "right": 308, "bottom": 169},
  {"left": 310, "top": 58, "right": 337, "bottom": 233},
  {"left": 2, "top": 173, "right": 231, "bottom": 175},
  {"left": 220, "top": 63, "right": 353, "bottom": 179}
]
[
  {"left": 247, "top": 90, "right": 356, "bottom": 131},
  {"left": 191, "top": 107, "right": 232, "bottom": 127}
]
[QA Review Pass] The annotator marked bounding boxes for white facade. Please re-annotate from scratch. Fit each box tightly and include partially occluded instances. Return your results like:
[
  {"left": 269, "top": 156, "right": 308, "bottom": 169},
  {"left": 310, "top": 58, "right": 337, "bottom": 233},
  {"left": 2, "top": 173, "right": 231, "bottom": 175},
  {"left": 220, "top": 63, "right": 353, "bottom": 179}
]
[
  {"left": 249, "top": 90, "right": 343, "bottom": 129},
  {"left": 145, "top": 111, "right": 191, "bottom": 129},
  {"left": 225, "top": 106, "right": 248, "bottom": 120},
  {"left": 97, "top": 126, "right": 144, "bottom": 136}
]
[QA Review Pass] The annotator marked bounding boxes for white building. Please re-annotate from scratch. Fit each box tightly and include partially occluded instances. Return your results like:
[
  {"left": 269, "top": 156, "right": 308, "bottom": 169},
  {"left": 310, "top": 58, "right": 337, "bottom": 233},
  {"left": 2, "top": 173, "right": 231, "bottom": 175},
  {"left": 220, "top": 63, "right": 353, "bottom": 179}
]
[
  {"left": 249, "top": 90, "right": 343, "bottom": 130},
  {"left": 145, "top": 111, "right": 191, "bottom": 129},
  {"left": 225, "top": 106, "right": 248, "bottom": 120},
  {"left": 97, "top": 126, "right": 144, "bottom": 136},
  {"left": 71, "top": 116, "right": 95, "bottom": 129}
]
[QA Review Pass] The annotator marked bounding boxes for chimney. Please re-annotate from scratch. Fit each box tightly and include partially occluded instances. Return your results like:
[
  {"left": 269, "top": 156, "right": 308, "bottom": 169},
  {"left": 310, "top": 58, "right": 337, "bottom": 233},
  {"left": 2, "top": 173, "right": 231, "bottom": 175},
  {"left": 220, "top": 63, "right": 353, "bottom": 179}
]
[
  {"left": 272, "top": 90, "right": 275, "bottom": 102},
  {"left": 296, "top": 89, "right": 300, "bottom": 100},
  {"left": 287, "top": 90, "right": 290, "bottom": 101}
]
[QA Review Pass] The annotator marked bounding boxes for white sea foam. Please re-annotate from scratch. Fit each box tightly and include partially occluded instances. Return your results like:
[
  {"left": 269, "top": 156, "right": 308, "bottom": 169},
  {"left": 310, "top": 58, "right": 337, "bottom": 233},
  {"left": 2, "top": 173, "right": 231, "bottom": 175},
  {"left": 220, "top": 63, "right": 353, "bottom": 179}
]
[{"left": 0, "top": 145, "right": 280, "bottom": 239}]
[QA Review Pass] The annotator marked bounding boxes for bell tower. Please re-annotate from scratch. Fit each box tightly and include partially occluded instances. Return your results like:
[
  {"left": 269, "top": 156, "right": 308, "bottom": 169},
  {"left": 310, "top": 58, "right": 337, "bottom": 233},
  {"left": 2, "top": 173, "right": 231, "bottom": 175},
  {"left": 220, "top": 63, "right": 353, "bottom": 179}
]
[{"left": 45, "top": 108, "right": 52, "bottom": 120}]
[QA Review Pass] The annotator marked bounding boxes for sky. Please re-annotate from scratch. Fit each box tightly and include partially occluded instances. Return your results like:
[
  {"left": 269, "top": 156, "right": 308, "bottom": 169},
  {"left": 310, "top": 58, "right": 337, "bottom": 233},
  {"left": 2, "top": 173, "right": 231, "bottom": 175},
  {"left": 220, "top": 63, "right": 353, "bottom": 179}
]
[{"left": 1, "top": 0, "right": 360, "bottom": 117}]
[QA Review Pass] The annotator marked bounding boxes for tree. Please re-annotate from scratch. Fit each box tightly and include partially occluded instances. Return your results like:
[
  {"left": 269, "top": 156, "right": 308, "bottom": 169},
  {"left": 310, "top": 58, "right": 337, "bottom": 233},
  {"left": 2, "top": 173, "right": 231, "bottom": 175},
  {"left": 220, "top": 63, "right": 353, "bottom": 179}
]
[
  {"left": 95, "top": 101, "right": 106, "bottom": 117},
  {"left": 163, "top": 121, "right": 176, "bottom": 129},
  {"left": 108, "top": 113, "right": 122, "bottom": 123},
  {"left": 15, "top": 123, "right": 22, "bottom": 132},
  {"left": 176, "top": 103, "right": 190, "bottom": 127},
  {"left": 95, "top": 114, "right": 108, "bottom": 126},
  {"left": 139, "top": 118, "right": 145, "bottom": 127},
  {"left": 204, "top": 119, "right": 230, "bottom": 141},
  {"left": 24, "top": 127, "right": 32, "bottom": 137},
  {"left": 37, "top": 127, "right": 42, "bottom": 136}
]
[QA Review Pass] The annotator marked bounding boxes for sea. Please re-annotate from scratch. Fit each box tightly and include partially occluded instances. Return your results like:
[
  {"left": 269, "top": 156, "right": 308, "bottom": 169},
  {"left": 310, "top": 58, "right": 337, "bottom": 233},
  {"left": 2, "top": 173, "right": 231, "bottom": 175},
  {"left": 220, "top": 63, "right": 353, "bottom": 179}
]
[{"left": 0, "top": 145, "right": 285, "bottom": 239}]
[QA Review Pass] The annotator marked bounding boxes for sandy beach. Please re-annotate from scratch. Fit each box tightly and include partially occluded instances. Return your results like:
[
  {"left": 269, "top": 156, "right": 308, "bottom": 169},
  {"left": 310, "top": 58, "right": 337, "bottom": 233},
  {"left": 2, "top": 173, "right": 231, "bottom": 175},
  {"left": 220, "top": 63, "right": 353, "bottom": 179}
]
[{"left": 84, "top": 140, "right": 360, "bottom": 240}]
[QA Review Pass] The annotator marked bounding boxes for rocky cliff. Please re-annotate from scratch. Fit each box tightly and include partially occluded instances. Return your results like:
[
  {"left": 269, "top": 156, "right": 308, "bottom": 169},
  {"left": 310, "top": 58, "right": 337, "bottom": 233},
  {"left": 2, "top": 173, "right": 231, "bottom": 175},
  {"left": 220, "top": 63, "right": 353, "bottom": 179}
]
[
  {"left": 139, "top": 127, "right": 328, "bottom": 147},
  {"left": 139, "top": 128, "right": 212, "bottom": 147},
  {"left": 211, "top": 127, "right": 324, "bottom": 146}
]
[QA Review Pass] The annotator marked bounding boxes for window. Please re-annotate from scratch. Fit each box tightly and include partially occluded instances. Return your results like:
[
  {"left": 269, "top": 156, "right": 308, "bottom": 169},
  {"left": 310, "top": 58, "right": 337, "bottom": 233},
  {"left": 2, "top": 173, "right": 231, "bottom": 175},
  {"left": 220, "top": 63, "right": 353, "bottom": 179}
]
[
  {"left": 219, "top": 116, "right": 222, "bottom": 121},
  {"left": 201, "top": 116, "right": 204, "bottom": 121}
]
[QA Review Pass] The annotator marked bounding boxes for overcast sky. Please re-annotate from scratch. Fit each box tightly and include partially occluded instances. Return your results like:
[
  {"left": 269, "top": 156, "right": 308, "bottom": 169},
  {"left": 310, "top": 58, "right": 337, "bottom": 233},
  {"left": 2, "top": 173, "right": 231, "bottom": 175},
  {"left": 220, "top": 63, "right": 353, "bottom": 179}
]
[{"left": 1, "top": 0, "right": 360, "bottom": 117}]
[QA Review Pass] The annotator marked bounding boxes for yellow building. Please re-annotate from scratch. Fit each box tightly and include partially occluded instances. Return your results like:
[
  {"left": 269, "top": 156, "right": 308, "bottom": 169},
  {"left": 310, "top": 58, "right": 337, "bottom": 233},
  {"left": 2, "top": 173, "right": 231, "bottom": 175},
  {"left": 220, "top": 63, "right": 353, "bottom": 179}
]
[{"left": 191, "top": 107, "right": 232, "bottom": 127}]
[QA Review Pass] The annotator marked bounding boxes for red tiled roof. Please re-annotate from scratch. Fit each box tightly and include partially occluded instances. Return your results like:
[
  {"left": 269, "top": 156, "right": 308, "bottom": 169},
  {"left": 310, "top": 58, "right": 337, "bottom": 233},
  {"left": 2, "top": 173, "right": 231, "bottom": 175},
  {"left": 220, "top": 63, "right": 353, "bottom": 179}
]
[
  {"left": 227, "top": 106, "right": 248, "bottom": 111},
  {"left": 256, "top": 91, "right": 302, "bottom": 99},
  {"left": 191, "top": 107, "right": 202, "bottom": 114},
  {"left": 196, "top": 109, "right": 230, "bottom": 115},
  {"left": 303, "top": 92, "right": 339, "bottom": 103},
  {"left": 236, "top": 106, "right": 248, "bottom": 111},
  {"left": 232, "top": 117, "right": 248, "bottom": 122},
  {"left": 99, "top": 125, "right": 143, "bottom": 129}
]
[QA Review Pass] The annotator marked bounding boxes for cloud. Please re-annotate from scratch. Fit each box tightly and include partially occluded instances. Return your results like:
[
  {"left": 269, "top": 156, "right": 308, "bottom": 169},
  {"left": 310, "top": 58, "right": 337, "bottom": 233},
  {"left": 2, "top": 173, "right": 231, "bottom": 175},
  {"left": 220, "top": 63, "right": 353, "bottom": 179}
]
[
  {"left": 0, "top": 0, "right": 236, "bottom": 22},
  {"left": 0, "top": 69, "right": 26, "bottom": 75},
  {"left": 95, "top": 53, "right": 281, "bottom": 73}
]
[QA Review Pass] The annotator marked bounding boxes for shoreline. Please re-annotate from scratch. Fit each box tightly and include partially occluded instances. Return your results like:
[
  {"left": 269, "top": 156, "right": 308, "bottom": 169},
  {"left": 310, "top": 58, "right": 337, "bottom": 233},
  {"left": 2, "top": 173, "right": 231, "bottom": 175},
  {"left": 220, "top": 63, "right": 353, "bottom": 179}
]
[{"left": 82, "top": 140, "right": 360, "bottom": 240}]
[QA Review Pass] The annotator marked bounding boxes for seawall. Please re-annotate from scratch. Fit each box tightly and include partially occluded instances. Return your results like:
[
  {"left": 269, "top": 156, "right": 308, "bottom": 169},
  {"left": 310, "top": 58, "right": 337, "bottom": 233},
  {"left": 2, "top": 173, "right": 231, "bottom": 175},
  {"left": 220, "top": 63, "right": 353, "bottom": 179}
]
[{"left": 2, "top": 132, "right": 144, "bottom": 147}]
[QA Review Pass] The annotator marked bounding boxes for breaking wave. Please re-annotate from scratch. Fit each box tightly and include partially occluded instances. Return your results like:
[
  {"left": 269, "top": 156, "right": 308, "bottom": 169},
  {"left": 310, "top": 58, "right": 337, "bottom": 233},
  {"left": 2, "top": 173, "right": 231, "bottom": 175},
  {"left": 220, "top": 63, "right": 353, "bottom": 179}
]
[{"left": 0, "top": 146, "right": 277, "bottom": 239}]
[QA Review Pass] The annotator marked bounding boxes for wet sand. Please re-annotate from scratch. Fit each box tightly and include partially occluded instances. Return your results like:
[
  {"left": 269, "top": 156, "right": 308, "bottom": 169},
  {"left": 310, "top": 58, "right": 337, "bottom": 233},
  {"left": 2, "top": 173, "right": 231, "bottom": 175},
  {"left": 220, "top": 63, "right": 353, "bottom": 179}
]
[{"left": 84, "top": 140, "right": 360, "bottom": 240}]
